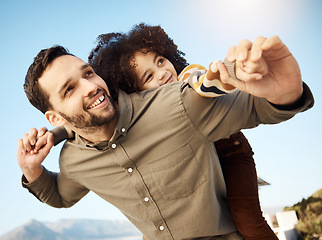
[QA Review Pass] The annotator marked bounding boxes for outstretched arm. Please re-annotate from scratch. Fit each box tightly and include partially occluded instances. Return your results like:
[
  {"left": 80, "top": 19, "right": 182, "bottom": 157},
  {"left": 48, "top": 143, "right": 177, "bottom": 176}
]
[
  {"left": 178, "top": 62, "right": 236, "bottom": 98},
  {"left": 17, "top": 127, "right": 89, "bottom": 208},
  {"left": 179, "top": 54, "right": 268, "bottom": 98}
]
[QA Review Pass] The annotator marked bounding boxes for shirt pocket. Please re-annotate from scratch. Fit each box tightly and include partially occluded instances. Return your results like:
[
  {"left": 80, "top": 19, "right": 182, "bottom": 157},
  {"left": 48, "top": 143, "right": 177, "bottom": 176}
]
[{"left": 148, "top": 144, "right": 207, "bottom": 200}]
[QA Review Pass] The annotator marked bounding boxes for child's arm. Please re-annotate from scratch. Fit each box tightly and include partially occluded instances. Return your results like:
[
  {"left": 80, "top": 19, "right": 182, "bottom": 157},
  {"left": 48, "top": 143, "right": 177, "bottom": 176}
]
[
  {"left": 50, "top": 126, "right": 74, "bottom": 146},
  {"left": 178, "top": 61, "right": 236, "bottom": 98},
  {"left": 179, "top": 53, "right": 268, "bottom": 98}
]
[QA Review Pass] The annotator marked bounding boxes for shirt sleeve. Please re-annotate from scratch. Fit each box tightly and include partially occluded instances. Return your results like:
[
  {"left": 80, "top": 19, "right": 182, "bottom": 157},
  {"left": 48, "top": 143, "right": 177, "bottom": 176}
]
[
  {"left": 50, "top": 126, "right": 75, "bottom": 146},
  {"left": 180, "top": 80, "right": 314, "bottom": 142},
  {"left": 22, "top": 167, "right": 89, "bottom": 208},
  {"left": 178, "top": 61, "right": 236, "bottom": 98}
]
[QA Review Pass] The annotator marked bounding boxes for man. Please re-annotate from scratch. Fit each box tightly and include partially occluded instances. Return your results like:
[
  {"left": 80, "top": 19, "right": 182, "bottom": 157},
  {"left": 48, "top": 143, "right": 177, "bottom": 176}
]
[{"left": 18, "top": 36, "right": 314, "bottom": 240}]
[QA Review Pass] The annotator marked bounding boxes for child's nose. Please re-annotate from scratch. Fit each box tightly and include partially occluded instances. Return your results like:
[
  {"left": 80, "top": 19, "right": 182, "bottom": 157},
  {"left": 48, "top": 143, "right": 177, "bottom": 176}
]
[{"left": 157, "top": 69, "right": 166, "bottom": 80}]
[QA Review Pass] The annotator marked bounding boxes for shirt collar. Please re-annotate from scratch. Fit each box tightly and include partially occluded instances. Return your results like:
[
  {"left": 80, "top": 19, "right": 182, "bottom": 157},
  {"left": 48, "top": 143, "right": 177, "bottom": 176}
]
[{"left": 114, "top": 89, "right": 132, "bottom": 137}]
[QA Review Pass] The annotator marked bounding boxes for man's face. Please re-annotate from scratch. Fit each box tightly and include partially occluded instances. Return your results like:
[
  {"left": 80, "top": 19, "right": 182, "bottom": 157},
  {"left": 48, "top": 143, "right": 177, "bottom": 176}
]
[{"left": 39, "top": 55, "right": 117, "bottom": 132}]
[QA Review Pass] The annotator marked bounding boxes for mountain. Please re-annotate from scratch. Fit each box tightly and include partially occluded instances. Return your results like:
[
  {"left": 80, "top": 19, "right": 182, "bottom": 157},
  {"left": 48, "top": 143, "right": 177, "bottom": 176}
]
[
  {"left": 4, "top": 188, "right": 320, "bottom": 240},
  {"left": 0, "top": 219, "right": 142, "bottom": 240}
]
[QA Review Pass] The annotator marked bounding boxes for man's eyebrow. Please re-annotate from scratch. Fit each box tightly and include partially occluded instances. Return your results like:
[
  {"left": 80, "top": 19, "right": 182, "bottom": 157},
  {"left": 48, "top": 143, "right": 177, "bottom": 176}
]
[{"left": 81, "top": 63, "right": 91, "bottom": 71}]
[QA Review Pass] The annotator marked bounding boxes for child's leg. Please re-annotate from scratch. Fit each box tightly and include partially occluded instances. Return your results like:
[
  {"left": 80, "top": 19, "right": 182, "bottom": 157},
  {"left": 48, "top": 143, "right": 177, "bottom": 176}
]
[{"left": 215, "top": 131, "right": 278, "bottom": 240}]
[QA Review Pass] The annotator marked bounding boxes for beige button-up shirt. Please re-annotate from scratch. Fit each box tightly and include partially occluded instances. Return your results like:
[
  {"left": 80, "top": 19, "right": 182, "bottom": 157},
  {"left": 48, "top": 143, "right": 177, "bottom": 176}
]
[{"left": 23, "top": 80, "right": 314, "bottom": 240}]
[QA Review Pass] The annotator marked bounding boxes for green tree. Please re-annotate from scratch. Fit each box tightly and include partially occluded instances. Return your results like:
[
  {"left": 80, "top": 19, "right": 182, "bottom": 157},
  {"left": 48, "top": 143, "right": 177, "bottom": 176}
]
[{"left": 284, "top": 189, "right": 322, "bottom": 240}]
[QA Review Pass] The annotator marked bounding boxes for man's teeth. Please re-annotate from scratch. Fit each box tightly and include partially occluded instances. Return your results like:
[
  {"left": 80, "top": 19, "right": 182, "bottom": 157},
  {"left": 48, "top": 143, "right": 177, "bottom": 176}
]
[{"left": 89, "top": 95, "right": 105, "bottom": 109}]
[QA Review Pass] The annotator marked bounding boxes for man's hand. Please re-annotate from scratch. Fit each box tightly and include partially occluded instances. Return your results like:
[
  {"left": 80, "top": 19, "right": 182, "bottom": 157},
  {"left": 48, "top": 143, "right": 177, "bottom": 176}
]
[
  {"left": 220, "top": 36, "right": 303, "bottom": 105},
  {"left": 17, "top": 127, "right": 54, "bottom": 183}
]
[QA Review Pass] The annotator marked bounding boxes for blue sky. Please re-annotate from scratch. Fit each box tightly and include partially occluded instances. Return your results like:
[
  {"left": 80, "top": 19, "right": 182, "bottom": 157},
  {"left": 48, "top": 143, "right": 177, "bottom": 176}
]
[{"left": 1, "top": 0, "right": 321, "bottom": 236}]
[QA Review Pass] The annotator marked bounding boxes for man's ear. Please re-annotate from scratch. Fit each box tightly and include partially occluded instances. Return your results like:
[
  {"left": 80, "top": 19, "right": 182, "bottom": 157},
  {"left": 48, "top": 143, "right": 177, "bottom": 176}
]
[{"left": 45, "top": 110, "right": 67, "bottom": 127}]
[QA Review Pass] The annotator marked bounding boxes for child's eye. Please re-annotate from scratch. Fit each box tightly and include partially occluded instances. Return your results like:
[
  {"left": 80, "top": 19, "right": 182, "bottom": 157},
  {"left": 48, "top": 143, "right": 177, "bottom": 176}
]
[
  {"left": 146, "top": 74, "right": 153, "bottom": 82},
  {"left": 157, "top": 58, "right": 164, "bottom": 66}
]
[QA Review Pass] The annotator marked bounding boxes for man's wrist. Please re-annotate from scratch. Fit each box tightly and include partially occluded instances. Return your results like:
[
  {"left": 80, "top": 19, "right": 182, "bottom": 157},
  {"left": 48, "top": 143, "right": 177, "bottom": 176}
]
[
  {"left": 267, "top": 87, "right": 303, "bottom": 108},
  {"left": 268, "top": 83, "right": 306, "bottom": 110},
  {"left": 22, "top": 165, "right": 44, "bottom": 183}
]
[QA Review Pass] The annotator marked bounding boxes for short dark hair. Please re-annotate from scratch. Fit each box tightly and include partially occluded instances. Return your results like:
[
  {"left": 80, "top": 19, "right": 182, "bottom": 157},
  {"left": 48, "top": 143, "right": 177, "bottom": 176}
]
[
  {"left": 24, "top": 46, "right": 73, "bottom": 114},
  {"left": 88, "top": 23, "right": 188, "bottom": 96}
]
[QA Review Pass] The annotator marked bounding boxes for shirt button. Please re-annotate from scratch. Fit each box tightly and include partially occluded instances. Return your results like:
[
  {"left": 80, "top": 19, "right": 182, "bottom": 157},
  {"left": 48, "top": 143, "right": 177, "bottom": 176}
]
[
  {"left": 159, "top": 226, "right": 164, "bottom": 231},
  {"left": 234, "top": 140, "right": 240, "bottom": 145},
  {"left": 144, "top": 197, "right": 149, "bottom": 202},
  {"left": 121, "top": 128, "right": 126, "bottom": 133},
  {"left": 127, "top": 168, "right": 133, "bottom": 173},
  {"left": 111, "top": 143, "right": 117, "bottom": 149}
]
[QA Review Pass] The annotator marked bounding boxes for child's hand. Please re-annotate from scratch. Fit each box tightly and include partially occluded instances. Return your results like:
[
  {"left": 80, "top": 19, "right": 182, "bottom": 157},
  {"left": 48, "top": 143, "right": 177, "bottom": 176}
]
[
  {"left": 208, "top": 61, "right": 235, "bottom": 91},
  {"left": 226, "top": 37, "right": 268, "bottom": 82},
  {"left": 235, "top": 51, "right": 268, "bottom": 81},
  {"left": 21, "top": 127, "right": 50, "bottom": 154},
  {"left": 219, "top": 36, "right": 303, "bottom": 105}
]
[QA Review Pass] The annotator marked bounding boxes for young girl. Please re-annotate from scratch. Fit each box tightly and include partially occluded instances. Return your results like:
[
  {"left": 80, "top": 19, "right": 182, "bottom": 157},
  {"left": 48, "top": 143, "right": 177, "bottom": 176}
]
[{"left": 85, "top": 23, "right": 278, "bottom": 240}]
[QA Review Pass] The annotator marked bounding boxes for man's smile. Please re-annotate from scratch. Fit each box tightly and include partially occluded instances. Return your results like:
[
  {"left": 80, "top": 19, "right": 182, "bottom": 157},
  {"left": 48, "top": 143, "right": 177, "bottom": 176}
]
[{"left": 87, "top": 94, "right": 107, "bottom": 110}]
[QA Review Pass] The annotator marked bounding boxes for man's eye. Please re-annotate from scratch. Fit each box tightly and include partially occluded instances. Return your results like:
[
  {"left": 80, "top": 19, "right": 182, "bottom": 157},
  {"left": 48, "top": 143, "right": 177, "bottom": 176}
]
[
  {"left": 65, "top": 86, "right": 74, "bottom": 96},
  {"left": 85, "top": 70, "right": 94, "bottom": 78}
]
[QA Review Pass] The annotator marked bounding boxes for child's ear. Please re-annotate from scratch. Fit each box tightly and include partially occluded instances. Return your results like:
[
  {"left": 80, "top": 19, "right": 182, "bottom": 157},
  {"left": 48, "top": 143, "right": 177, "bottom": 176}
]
[{"left": 45, "top": 110, "right": 67, "bottom": 127}]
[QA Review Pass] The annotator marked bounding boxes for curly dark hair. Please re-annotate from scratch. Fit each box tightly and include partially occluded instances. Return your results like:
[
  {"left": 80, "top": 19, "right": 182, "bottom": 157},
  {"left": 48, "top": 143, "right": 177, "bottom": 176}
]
[
  {"left": 88, "top": 23, "right": 188, "bottom": 98},
  {"left": 24, "top": 46, "right": 73, "bottom": 114}
]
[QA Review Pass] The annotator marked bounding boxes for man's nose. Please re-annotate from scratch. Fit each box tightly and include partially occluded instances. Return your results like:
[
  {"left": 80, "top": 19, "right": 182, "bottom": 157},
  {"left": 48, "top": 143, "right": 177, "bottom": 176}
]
[{"left": 82, "top": 79, "right": 98, "bottom": 97}]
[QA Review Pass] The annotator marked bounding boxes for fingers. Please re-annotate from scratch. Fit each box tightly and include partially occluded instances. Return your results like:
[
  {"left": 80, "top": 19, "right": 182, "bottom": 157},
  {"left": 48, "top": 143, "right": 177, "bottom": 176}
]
[
  {"left": 29, "top": 128, "right": 38, "bottom": 146},
  {"left": 250, "top": 36, "right": 266, "bottom": 61},
  {"left": 242, "top": 60, "right": 260, "bottom": 73},
  {"left": 17, "top": 139, "right": 27, "bottom": 167},
  {"left": 227, "top": 39, "right": 252, "bottom": 62},
  {"left": 34, "top": 132, "right": 53, "bottom": 151},
  {"left": 226, "top": 36, "right": 271, "bottom": 81},
  {"left": 217, "top": 62, "right": 245, "bottom": 90},
  {"left": 216, "top": 62, "right": 231, "bottom": 83},
  {"left": 38, "top": 127, "right": 48, "bottom": 137},
  {"left": 21, "top": 127, "right": 49, "bottom": 154},
  {"left": 261, "top": 35, "right": 282, "bottom": 50},
  {"left": 45, "top": 133, "right": 55, "bottom": 152},
  {"left": 227, "top": 36, "right": 271, "bottom": 63},
  {"left": 226, "top": 46, "right": 237, "bottom": 62},
  {"left": 22, "top": 133, "right": 32, "bottom": 152},
  {"left": 236, "top": 70, "right": 263, "bottom": 82},
  {"left": 241, "top": 55, "right": 268, "bottom": 77},
  {"left": 17, "top": 139, "right": 25, "bottom": 155},
  {"left": 236, "top": 39, "right": 252, "bottom": 62}
]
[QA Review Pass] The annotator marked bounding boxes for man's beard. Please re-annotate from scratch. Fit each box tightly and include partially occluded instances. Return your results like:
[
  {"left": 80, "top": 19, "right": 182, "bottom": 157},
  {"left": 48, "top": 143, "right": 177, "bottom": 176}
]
[{"left": 59, "top": 94, "right": 117, "bottom": 133}]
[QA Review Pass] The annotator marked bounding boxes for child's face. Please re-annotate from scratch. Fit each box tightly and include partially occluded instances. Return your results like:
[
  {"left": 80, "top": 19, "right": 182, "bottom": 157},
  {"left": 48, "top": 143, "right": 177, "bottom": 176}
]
[{"left": 133, "top": 51, "right": 178, "bottom": 90}]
